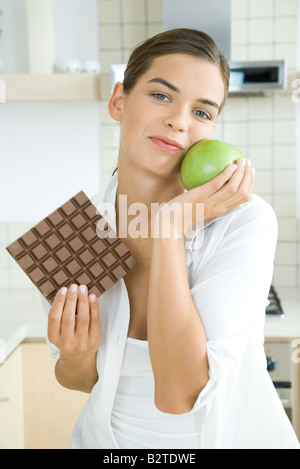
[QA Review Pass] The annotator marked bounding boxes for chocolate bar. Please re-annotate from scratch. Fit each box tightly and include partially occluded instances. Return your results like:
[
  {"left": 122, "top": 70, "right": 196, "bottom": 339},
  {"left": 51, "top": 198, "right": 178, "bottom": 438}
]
[{"left": 6, "top": 191, "right": 137, "bottom": 303}]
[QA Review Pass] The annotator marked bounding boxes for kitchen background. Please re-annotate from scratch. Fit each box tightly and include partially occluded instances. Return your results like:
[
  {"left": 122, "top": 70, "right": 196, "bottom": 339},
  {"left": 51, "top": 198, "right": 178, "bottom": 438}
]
[{"left": 0, "top": 0, "right": 300, "bottom": 292}]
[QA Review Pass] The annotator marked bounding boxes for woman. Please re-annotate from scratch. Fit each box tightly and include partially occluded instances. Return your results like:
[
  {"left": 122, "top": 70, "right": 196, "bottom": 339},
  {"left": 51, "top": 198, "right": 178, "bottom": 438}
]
[{"left": 47, "top": 29, "right": 299, "bottom": 449}]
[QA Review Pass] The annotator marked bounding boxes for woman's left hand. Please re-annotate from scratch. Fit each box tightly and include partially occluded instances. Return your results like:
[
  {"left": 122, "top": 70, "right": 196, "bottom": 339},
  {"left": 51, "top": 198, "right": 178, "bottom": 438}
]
[{"left": 155, "top": 157, "right": 255, "bottom": 238}]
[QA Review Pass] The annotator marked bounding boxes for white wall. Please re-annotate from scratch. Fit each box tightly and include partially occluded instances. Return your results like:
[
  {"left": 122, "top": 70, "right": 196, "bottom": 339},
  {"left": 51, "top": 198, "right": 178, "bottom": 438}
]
[
  {"left": 53, "top": 0, "right": 99, "bottom": 71},
  {"left": 0, "top": 0, "right": 99, "bottom": 73},
  {"left": 0, "top": 102, "right": 101, "bottom": 221},
  {"left": 0, "top": 0, "right": 29, "bottom": 73}
]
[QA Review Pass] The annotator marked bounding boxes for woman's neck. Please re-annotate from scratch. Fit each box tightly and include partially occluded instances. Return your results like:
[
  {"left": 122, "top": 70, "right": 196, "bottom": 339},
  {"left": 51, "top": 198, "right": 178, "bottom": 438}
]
[
  {"left": 115, "top": 156, "right": 184, "bottom": 259},
  {"left": 116, "top": 157, "right": 184, "bottom": 212}
]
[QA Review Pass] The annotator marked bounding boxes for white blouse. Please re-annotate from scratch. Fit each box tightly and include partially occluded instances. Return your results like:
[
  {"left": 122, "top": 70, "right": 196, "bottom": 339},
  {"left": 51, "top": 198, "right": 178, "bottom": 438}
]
[
  {"left": 111, "top": 337, "right": 203, "bottom": 449},
  {"left": 45, "top": 173, "right": 300, "bottom": 449}
]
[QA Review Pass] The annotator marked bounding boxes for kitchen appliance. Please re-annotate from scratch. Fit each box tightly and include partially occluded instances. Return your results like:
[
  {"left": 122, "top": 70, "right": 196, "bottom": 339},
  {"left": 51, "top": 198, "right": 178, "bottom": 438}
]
[
  {"left": 264, "top": 341, "right": 293, "bottom": 421},
  {"left": 111, "top": 0, "right": 288, "bottom": 94},
  {"left": 266, "top": 285, "right": 284, "bottom": 316},
  {"left": 163, "top": 0, "right": 232, "bottom": 60},
  {"left": 163, "top": 0, "right": 287, "bottom": 94},
  {"left": 265, "top": 286, "right": 293, "bottom": 421},
  {"left": 230, "top": 61, "right": 287, "bottom": 93}
]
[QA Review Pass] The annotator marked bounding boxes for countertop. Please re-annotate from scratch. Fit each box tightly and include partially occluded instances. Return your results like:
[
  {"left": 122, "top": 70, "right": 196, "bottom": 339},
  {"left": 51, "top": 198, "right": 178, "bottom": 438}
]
[
  {"left": 0, "top": 289, "right": 47, "bottom": 362},
  {"left": 0, "top": 287, "right": 300, "bottom": 362}
]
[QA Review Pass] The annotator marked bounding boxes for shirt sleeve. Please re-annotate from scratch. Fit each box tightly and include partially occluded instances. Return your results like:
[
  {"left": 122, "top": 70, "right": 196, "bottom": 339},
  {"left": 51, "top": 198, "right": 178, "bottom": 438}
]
[{"left": 188, "top": 197, "right": 278, "bottom": 412}]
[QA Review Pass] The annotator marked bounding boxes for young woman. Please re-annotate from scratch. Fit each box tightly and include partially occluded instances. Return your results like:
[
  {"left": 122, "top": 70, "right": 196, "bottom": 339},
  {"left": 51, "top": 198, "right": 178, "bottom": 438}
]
[{"left": 46, "top": 29, "right": 299, "bottom": 449}]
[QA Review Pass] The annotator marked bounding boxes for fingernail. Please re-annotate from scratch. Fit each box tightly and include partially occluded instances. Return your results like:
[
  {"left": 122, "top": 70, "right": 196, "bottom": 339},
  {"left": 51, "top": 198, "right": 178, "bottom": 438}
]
[
  {"left": 89, "top": 294, "right": 97, "bottom": 303},
  {"left": 79, "top": 285, "right": 86, "bottom": 294},
  {"left": 246, "top": 158, "right": 251, "bottom": 166},
  {"left": 231, "top": 164, "right": 238, "bottom": 172},
  {"left": 60, "top": 287, "right": 67, "bottom": 295},
  {"left": 252, "top": 167, "right": 256, "bottom": 176},
  {"left": 70, "top": 284, "right": 78, "bottom": 292}
]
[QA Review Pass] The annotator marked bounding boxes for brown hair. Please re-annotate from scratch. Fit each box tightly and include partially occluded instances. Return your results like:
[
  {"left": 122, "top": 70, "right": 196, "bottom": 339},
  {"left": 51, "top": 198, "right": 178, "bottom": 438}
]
[{"left": 123, "top": 28, "right": 230, "bottom": 113}]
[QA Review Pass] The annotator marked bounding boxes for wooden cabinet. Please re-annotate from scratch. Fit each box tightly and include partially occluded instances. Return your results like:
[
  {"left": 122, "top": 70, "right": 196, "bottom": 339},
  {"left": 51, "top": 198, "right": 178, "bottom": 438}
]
[
  {"left": 0, "top": 347, "right": 24, "bottom": 449},
  {"left": 0, "top": 341, "right": 88, "bottom": 449},
  {"left": 22, "top": 342, "right": 89, "bottom": 449},
  {"left": 0, "top": 74, "right": 100, "bottom": 102},
  {"left": 265, "top": 338, "right": 300, "bottom": 441}
]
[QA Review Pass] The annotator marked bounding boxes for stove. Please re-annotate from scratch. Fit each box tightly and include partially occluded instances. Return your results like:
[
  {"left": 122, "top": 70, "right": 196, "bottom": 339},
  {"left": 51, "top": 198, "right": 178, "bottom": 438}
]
[
  {"left": 266, "top": 285, "right": 284, "bottom": 316},
  {"left": 264, "top": 286, "right": 293, "bottom": 421}
]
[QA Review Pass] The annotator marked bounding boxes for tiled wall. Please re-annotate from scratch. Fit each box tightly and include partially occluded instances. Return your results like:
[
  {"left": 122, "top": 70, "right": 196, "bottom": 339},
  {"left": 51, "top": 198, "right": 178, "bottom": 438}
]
[
  {"left": 230, "top": 0, "right": 299, "bottom": 287},
  {"left": 1, "top": 0, "right": 299, "bottom": 289}
]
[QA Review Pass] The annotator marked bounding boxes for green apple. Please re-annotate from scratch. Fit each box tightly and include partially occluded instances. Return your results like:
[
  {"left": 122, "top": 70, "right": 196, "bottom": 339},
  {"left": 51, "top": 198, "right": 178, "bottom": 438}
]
[{"left": 180, "top": 139, "right": 245, "bottom": 190}]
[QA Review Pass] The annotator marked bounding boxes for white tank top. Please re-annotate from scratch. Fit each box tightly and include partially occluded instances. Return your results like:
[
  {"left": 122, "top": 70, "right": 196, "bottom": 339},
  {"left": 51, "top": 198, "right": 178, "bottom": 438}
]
[{"left": 111, "top": 337, "right": 204, "bottom": 449}]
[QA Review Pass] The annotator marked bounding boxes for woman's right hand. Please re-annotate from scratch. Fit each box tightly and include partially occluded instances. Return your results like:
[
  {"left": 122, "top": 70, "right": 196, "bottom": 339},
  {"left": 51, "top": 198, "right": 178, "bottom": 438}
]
[{"left": 48, "top": 284, "right": 101, "bottom": 364}]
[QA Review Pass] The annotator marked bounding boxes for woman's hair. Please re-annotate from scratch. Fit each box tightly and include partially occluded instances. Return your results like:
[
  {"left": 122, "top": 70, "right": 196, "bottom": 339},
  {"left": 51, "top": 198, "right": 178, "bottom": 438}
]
[{"left": 122, "top": 28, "right": 230, "bottom": 114}]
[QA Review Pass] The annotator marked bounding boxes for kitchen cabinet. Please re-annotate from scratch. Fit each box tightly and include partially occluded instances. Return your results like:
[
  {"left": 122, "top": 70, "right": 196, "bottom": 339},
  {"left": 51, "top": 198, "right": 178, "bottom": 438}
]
[
  {"left": 0, "top": 341, "right": 89, "bottom": 449},
  {"left": 265, "top": 337, "right": 300, "bottom": 441},
  {"left": 0, "top": 346, "right": 24, "bottom": 449},
  {"left": 22, "top": 341, "right": 89, "bottom": 449}
]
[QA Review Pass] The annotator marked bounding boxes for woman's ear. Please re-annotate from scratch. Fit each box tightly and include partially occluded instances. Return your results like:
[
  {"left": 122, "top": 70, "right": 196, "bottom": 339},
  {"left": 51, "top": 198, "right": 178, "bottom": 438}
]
[{"left": 108, "top": 82, "right": 124, "bottom": 122}]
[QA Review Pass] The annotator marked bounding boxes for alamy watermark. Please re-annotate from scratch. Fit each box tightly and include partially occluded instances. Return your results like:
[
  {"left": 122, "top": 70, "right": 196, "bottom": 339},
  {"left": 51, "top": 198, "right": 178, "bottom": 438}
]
[
  {"left": 95, "top": 195, "right": 205, "bottom": 249},
  {"left": 292, "top": 338, "right": 300, "bottom": 364},
  {"left": 291, "top": 79, "right": 300, "bottom": 104},
  {"left": 0, "top": 78, "right": 6, "bottom": 103}
]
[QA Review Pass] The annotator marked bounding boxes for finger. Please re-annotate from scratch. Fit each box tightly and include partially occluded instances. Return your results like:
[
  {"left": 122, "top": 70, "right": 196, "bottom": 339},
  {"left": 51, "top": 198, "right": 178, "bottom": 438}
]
[
  {"left": 187, "top": 163, "right": 238, "bottom": 201},
  {"left": 227, "top": 157, "right": 246, "bottom": 185},
  {"left": 48, "top": 287, "right": 67, "bottom": 341},
  {"left": 209, "top": 157, "right": 246, "bottom": 201},
  {"left": 88, "top": 294, "right": 100, "bottom": 342},
  {"left": 75, "top": 285, "right": 90, "bottom": 340},
  {"left": 206, "top": 163, "right": 239, "bottom": 195},
  {"left": 238, "top": 159, "right": 255, "bottom": 197},
  {"left": 61, "top": 284, "right": 78, "bottom": 335},
  {"left": 226, "top": 159, "right": 255, "bottom": 204}
]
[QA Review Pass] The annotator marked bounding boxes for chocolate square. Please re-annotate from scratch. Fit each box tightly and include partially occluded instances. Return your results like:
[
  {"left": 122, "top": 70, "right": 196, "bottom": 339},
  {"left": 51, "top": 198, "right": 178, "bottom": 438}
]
[
  {"left": 58, "top": 223, "right": 74, "bottom": 240},
  {"left": 55, "top": 246, "right": 72, "bottom": 263}
]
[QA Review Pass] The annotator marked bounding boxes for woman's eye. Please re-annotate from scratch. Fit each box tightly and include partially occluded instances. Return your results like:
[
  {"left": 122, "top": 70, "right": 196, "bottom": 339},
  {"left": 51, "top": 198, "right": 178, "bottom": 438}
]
[
  {"left": 153, "top": 93, "right": 169, "bottom": 102},
  {"left": 194, "top": 110, "right": 210, "bottom": 119}
]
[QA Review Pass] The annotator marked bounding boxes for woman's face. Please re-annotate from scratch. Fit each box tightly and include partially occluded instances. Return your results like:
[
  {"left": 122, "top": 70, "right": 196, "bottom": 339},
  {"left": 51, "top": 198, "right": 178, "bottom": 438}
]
[{"left": 109, "top": 53, "right": 225, "bottom": 177}]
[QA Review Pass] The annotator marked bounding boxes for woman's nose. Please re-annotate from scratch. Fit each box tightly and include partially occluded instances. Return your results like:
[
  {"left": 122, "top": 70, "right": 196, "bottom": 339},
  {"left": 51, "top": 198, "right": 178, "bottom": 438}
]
[{"left": 164, "top": 106, "right": 189, "bottom": 133}]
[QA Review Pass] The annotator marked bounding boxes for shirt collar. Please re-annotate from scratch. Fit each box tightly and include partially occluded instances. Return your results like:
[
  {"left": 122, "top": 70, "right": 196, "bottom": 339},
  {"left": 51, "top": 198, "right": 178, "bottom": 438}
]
[{"left": 91, "top": 172, "right": 119, "bottom": 233}]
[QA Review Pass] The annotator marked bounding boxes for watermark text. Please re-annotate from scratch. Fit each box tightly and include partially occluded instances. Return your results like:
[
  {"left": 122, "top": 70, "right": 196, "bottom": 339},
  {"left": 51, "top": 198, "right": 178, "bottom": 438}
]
[
  {"left": 95, "top": 196, "right": 204, "bottom": 248},
  {"left": 292, "top": 338, "right": 300, "bottom": 364},
  {"left": 291, "top": 79, "right": 300, "bottom": 104}
]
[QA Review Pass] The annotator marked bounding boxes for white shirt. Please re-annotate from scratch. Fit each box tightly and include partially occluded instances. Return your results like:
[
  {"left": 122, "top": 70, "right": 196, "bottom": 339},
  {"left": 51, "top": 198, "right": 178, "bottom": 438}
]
[
  {"left": 111, "top": 337, "right": 204, "bottom": 449},
  {"left": 46, "top": 173, "right": 300, "bottom": 449}
]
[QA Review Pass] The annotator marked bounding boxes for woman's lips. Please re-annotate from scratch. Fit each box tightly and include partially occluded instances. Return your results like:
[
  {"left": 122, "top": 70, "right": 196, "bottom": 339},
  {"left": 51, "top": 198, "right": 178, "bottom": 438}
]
[{"left": 150, "top": 136, "right": 183, "bottom": 153}]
